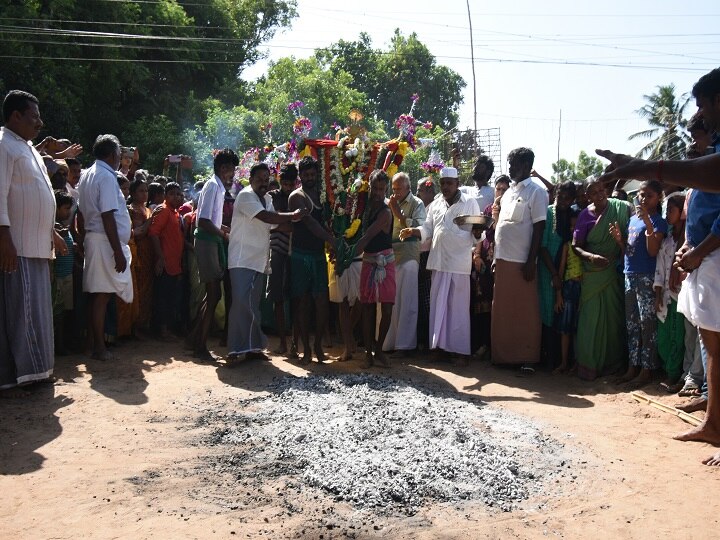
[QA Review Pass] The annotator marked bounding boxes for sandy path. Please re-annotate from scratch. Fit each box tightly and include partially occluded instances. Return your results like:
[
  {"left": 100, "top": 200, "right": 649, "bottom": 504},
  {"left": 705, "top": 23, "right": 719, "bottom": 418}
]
[{"left": 1, "top": 337, "right": 719, "bottom": 539}]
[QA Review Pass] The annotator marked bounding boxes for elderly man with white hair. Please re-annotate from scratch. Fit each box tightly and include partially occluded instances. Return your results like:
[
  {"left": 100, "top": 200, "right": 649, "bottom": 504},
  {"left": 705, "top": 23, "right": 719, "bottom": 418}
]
[
  {"left": 400, "top": 167, "right": 479, "bottom": 360},
  {"left": 383, "top": 172, "right": 426, "bottom": 355}
]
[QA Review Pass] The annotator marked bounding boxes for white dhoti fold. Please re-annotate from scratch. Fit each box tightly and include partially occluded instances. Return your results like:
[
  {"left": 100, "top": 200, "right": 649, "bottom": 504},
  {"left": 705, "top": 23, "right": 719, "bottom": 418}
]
[
  {"left": 83, "top": 231, "right": 133, "bottom": 304},
  {"left": 383, "top": 259, "right": 419, "bottom": 351},
  {"left": 329, "top": 259, "right": 362, "bottom": 306},
  {"left": 429, "top": 270, "right": 471, "bottom": 355},
  {"left": 678, "top": 248, "right": 720, "bottom": 332}
]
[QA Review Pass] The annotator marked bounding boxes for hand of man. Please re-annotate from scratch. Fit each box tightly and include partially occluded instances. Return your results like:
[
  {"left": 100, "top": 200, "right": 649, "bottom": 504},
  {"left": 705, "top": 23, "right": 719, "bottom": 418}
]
[
  {"left": 595, "top": 149, "right": 652, "bottom": 185},
  {"left": 675, "top": 246, "right": 702, "bottom": 272},
  {"left": 522, "top": 260, "right": 536, "bottom": 282},
  {"left": 0, "top": 229, "right": 18, "bottom": 273},
  {"left": 53, "top": 230, "right": 69, "bottom": 256},
  {"left": 55, "top": 143, "right": 83, "bottom": 159},
  {"left": 388, "top": 194, "right": 401, "bottom": 214},
  {"left": 592, "top": 254, "right": 610, "bottom": 268},
  {"left": 155, "top": 257, "right": 165, "bottom": 276},
  {"left": 113, "top": 249, "right": 127, "bottom": 273},
  {"left": 398, "top": 227, "right": 413, "bottom": 241}
]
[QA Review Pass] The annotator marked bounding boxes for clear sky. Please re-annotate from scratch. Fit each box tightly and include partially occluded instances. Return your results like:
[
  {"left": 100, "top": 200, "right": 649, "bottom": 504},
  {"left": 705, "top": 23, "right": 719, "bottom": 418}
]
[{"left": 242, "top": 0, "right": 719, "bottom": 177}]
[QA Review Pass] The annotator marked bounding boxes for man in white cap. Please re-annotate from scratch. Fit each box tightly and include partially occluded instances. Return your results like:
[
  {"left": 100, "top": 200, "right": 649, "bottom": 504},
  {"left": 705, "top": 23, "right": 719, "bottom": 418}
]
[{"left": 400, "top": 166, "right": 479, "bottom": 361}]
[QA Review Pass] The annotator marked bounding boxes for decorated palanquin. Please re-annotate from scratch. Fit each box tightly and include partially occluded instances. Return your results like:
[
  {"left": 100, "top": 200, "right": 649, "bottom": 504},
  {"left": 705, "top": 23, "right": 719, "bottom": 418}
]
[{"left": 294, "top": 110, "right": 410, "bottom": 243}]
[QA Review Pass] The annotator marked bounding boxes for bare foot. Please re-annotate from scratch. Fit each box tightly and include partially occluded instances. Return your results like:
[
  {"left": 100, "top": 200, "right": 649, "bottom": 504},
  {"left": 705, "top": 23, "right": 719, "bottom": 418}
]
[
  {"left": 193, "top": 348, "right": 217, "bottom": 364},
  {"left": 702, "top": 451, "right": 720, "bottom": 466},
  {"left": 272, "top": 345, "right": 288, "bottom": 355},
  {"left": 361, "top": 352, "right": 374, "bottom": 369},
  {"left": 314, "top": 347, "right": 327, "bottom": 363},
  {"left": 225, "top": 353, "right": 245, "bottom": 367},
  {"left": 375, "top": 351, "right": 391, "bottom": 368},
  {"left": 614, "top": 366, "right": 639, "bottom": 385},
  {"left": 622, "top": 369, "right": 653, "bottom": 390},
  {"left": 91, "top": 350, "right": 118, "bottom": 362},
  {"left": 0, "top": 387, "right": 31, "bottom": 398},
  {"left": 673, "top": 422, "right": 720, "bottom": 444},
  {"left": 675, "top": 397, "right": 708, "bottom": 413},
  {"left": 337, "top": 349, "right": 353, "bottom": 362},
  {"left": 552, "top": 364, "right": 568, "bottom": 375},
  {"left": 298, "top": 352, "right": 311, "bottom": 366}
]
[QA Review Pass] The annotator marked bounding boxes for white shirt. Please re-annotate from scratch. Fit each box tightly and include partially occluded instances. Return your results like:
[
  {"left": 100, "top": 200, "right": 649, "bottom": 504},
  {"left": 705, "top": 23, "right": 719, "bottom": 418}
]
[
  {"left": 460, "top": 184, "right": 495, "bottom": 213},
  {"left": 228, "top": 186, "right": 275, "bottom": 273},
  {"left": 494, "top": 177, "right": 549, "bottom": 263},
  {"left": 419, "top": 192, "right": 480, "bottom": 275},
  {"left": 196, "top": 174, "right": 226, "bottom": 229},
  {"left": 77, "top": 160, "right": 132, "bottom": 244},
  {"left": 0, "top": 127, "right": 56, "bottom": 259}
]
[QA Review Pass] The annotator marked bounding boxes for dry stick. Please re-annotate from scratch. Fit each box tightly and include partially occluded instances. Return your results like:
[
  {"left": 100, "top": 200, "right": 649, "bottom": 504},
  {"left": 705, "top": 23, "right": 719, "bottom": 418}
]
[{"left": 631, "top": 392, "right": 703, "bottom": 426}]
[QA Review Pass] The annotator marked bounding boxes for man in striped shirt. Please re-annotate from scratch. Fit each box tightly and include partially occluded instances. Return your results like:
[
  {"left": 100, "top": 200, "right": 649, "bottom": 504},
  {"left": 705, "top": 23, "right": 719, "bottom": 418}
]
[{"left": 0, "top": 90, "right": 65, "bottom": 396}]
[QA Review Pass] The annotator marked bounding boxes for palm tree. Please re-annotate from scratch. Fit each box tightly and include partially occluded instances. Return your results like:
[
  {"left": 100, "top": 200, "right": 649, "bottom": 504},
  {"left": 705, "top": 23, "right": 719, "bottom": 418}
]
[{"left": 629, "top": 84, "right": 691, "bottom": 160}]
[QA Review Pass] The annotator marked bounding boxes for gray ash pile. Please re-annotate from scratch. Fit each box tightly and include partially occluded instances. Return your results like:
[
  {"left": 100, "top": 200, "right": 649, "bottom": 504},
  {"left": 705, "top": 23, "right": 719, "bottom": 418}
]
[{"left": 199, "top": 374, "right": 571, "bottom": 515}]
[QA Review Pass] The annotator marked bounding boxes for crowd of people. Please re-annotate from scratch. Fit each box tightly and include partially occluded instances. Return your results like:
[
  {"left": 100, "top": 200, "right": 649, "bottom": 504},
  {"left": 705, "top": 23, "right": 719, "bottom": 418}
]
[{"left": 2, "top": 66, "right": 720, "bottom": 467}]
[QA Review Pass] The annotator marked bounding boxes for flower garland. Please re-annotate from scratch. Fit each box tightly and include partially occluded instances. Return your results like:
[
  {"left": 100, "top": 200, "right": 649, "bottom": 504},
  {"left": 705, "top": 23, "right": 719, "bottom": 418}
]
[
  {"left": 287, "top": 100, "right": 312, "bottom": 139},
  {"left": 386, "top": 141, "right": 409, "bottom": 178}
]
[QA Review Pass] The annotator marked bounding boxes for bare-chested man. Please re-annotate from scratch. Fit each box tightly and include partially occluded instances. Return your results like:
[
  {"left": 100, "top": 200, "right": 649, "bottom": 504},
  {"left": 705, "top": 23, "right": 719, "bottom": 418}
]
[{"left": 287, "top": 156, "right": 336, "bottom": 365}]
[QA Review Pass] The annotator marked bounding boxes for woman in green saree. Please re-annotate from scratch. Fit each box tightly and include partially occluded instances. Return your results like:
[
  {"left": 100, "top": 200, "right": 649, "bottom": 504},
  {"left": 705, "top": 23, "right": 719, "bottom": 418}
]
[{"left": 572, "top": 179, "right": 632, "bottom": 380}]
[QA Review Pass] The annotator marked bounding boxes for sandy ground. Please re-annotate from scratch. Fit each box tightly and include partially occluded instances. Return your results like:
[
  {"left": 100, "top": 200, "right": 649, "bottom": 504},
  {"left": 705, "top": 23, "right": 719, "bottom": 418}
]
[{"left": 1, "top": 336, "right": 719, "bottom": 540}]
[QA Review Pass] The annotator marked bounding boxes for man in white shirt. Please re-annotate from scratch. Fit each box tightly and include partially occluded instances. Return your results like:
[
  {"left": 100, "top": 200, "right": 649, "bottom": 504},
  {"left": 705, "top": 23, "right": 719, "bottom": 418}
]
[
  {"left": 225, "top": 163, "right": 304, "bottom": 363},
  {"left": 186, "top": 148, "right": 238, "bottom": 362},
  {"left": 78, "top": 134, "right": 132, "bottom": 362},
  {"left": 0, "top": 90, "right": 62, "bottom": 395},
  {"left": 460, "top": 155, "right": 495, "bottom": 212},
  {"left": 400, "top": 167, "right": 479, "bottom": 359},
  {"left": 492, "top": 147, "right": 549, "bottom": 367}
]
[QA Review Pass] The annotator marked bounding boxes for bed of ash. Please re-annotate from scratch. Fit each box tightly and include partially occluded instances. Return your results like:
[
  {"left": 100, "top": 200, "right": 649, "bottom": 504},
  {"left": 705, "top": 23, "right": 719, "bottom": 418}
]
[{"left": 192, "top": 374, "right": 578, "bottom": 517}]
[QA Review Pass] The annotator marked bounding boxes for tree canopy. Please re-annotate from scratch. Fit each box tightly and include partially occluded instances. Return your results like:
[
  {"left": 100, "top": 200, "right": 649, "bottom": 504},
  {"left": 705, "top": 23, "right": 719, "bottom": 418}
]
[
  {"left": 0, "top": 0, "right": 297, "bottom": 146},
  {"left": 316, "top": 30, "right": 466, "bottom": 131},
  {"left": 628, "top": 84, "right": 690, "bottom": 160},
  {"left": 551, "top": 150, "right": 604, "bottom": 183}
]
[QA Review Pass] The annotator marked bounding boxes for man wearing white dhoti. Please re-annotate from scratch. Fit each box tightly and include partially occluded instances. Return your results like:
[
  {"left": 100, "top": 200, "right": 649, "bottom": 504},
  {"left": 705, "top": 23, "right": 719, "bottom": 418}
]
[
  {"left": 383, "top": 172, "right": 426, "bottom": 354},
  {"left": 78, "top": 134, "right": 132, "bottom": 361},
  {"left": 400, "top": 167, "right": 479, "bottom": 359},
  {"left": 0, "top": 90, "right": 63, "bottom": 395}
]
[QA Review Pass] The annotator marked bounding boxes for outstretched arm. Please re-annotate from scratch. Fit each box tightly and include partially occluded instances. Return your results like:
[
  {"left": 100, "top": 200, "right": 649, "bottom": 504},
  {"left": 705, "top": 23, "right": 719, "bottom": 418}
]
[{"left": 596, "top": 149, "right": 720, "bottom": 192}]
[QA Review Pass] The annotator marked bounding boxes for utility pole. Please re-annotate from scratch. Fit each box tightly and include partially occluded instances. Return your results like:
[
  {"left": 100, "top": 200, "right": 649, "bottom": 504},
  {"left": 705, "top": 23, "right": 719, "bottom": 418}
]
[
  {"left": 557, "top": 109, "right": 562, "bottom": 163},
  {"left": 466, "top": 0, "right": 478, "bottom": 153}
]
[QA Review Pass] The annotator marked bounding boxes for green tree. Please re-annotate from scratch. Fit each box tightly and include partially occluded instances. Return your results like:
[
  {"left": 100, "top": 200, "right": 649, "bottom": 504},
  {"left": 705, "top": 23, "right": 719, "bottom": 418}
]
[
  {"left": 629, "top": 84, "right": 691, "bottom": 160},
  {"left": 317, "top": 30, "right": 465, "bottom": 131},
  {"left": 181, "top": 101, "right": 266, "bottom": 174},
  {"left": 250, "top": 56, "right": 373, "bottom": 142},
  {"left": 0, "top": 0, "right": 296, "bottom": 149},
  {"left": 551, "top": 150, "right": 604, "bottom": 183},
  {"left": 122, "top": 115, "right": 184, "bottom": 175}
]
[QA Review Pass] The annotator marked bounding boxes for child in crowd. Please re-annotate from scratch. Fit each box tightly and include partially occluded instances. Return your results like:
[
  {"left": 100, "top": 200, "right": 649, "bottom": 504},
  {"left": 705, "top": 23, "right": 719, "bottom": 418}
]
[
  {"left": 654, "top": 194, "right": 687, "bottom": 391},
  {"left": 147, "top": 182, "right": 165, "bottom": 210},
  {"left": 539, "top": 181, "right": 577, "bottom": 370},
  {"left": 470, "top": 223, "right": 492, "bottom": 358},
  {"left": 53, "top": 190, "right": 76, "bottom": 355},
  {"left": 149, "top": 182, "right": 186, "bottom": 339},
  {"left": 614, "top": 180, "right": 668, "bottom": 387},
  {"left": 553, "top": 208, "right": 581, "bottom": 374}
]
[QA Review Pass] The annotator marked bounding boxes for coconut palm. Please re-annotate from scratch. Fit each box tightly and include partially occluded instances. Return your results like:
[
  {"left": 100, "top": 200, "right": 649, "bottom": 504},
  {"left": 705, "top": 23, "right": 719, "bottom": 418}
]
[{"left": 629, "top": 84, "right": 691, "bottom": 160}]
